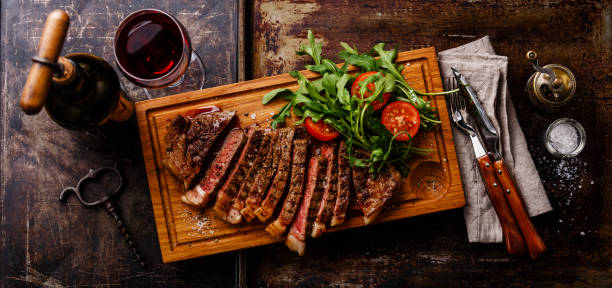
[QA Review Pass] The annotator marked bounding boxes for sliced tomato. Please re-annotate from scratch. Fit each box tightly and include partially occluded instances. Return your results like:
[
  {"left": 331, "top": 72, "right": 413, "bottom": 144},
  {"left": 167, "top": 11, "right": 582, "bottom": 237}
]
[
  {"left": 381, "top": 101, "right": 420, "bottom": 141},
  {"left": 304, "top": 117, "right": 340, "bottom": 141},
  {"left": 351, "top": 71, "right": 391, "bottom": 111}
]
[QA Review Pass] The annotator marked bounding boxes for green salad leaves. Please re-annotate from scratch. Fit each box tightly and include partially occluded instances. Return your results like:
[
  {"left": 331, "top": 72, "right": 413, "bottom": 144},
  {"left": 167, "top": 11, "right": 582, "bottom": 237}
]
[{"left": 263, "top": 30, "right": 449, "bottom": 176}]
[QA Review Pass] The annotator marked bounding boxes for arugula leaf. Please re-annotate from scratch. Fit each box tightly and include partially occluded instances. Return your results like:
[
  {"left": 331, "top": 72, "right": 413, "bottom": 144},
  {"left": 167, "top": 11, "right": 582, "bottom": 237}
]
[
  {"left": 262, "top": 88, "right": 294, "bottom": 104},
  {"left": 296, "top": 30, "right": 322, "bottom": 65},
  {"left": 340, "top": 42, "right": 358, "bottom": 54},
  {"left": 336, "top": 74, "right": 351, "bottom": 105},
  {"left": 322, "top": 73, "right": 339, "bottom": 97},
  {"left": 271, "top": 102, "right": 291, "bottom": 129}
]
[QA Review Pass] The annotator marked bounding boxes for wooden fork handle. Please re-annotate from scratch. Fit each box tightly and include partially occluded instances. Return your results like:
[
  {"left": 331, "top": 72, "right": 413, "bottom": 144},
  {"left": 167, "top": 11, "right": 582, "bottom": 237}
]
[
  {"left": 476, "top": 155, "right": 527, "bottom": 256},
  {"left": 493, "top": 159, "right": 547, "bottom": 259}
]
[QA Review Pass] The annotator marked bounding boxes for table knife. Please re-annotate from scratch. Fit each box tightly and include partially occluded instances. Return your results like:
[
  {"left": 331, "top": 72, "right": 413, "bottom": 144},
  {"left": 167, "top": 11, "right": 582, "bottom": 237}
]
[{"left": 452, "top": 67, "right": 547, "bottom": 259}]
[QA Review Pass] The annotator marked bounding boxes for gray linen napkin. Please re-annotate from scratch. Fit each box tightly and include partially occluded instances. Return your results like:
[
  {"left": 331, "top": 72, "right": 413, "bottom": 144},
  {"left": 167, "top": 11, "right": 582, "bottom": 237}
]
[{"left": 438, "top": 36, "right": 552, "bottom": 243}]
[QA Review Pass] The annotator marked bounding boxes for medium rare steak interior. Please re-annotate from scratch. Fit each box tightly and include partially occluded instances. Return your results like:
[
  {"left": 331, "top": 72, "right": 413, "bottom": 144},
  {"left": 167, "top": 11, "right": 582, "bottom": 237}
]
[{"left": 163, "top": 111, "right": 235, "bottom": 188}]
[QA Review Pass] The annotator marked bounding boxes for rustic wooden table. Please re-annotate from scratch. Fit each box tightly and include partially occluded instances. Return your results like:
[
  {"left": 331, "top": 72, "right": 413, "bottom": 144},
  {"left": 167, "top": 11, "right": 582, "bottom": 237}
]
[{"left": 1, "top": 0, "right": 610, "bottom": 287}]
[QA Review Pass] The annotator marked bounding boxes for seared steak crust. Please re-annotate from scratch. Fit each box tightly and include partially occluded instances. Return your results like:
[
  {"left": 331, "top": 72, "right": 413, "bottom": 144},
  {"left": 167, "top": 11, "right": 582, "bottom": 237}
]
[
  {"left": 214, "top": 128, "right": 265, "bottom": 222},
  {"left": 312, "top": 142, "right": 339, "bottom": 238},
  {"left": 227, "top": 130, "right": 274, "bottom": 224},
  {"left": 255, "top": 128, "right": 296, "bottom": 222},
  {"left": 265, "top": 138, "right": 308, "bottom": 238},
  {"left": 361, "top": 165, "right": 401, "bottom": 225},
  {"left": 182, "top": 129, "right": 246, "bottom": 208},
  {"left": 163, "top": 115, "right": 191, "bottom": 183},
  {"left": 331, "top": 140, "right": 352, "bottom": 227}
]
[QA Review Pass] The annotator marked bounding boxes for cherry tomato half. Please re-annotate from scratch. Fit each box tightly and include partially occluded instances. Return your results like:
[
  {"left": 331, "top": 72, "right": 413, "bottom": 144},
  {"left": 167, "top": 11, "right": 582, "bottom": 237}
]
[
  {"left": 304, "top": 117, "right": 340, "bottom": 141},
  {"left": 351, "top": 71, "right": 391, "bottom": 111},
  {"left": 381, "top": 101, "right": 420, "bottom": 141}
]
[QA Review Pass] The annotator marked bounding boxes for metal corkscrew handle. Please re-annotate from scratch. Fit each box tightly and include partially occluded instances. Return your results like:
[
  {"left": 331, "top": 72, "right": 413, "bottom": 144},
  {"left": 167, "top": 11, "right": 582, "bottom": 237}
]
[
  {"left": 104, "top": 201, "right": 145, "bottom": 267},
  {"left": 59, "top": 160, "right": 145, "bottom": 268}
]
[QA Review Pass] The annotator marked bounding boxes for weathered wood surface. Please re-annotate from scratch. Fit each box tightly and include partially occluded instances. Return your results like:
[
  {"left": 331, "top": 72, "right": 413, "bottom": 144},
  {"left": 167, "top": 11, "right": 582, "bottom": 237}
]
[
  {"left": 136, "top": 47, "right": 465, "bottom": 262},
  {"left": 245, "top": 0, "right": 611, "bottom": 287},
  {"left": 1, "top": 0, "right": 239, "bottom": 287}
]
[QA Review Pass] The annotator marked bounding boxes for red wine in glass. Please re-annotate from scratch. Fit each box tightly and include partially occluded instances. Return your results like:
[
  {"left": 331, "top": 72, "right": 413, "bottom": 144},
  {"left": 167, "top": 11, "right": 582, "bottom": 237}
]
[{"left": 114, "top": 9, "right": 204, "bottom": 94}]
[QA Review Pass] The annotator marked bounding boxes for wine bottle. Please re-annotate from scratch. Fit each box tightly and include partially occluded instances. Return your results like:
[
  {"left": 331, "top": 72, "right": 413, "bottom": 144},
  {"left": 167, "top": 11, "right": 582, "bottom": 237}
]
[{"left": 21, "top": 9, "right": 133, "bottom": 130}]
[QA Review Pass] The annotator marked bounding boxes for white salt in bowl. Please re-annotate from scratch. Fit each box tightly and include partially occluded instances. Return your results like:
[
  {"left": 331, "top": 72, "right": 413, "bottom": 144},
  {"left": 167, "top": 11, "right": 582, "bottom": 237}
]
[{"left": 544, "top": 118, "right": 586, "bottom": 158}]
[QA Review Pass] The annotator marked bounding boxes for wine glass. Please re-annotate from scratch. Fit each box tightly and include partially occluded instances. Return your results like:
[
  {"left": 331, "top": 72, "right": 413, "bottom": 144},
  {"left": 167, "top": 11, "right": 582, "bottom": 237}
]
[{"left": 114, "top": 9, "right": 205, "bottom": 99}]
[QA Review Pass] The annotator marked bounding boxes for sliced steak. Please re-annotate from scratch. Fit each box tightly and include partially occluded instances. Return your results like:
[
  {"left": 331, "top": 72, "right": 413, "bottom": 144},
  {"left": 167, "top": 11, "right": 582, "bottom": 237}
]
[
  {"left": 182, "top": 129, "right": 246, "bottom": 208},
  {"left": 255, "top": 127, "right": 296, "bottom": 222},
  {"left": 242, "top": 128, "right": 290, "bottom": 222},
  {"left": 240, "top": 129, "right": 281, "bottom": 222},
  {"left": 163, "top": 111, "right": 236, "bottom": 188},
  {"left": 330, "top": 140, "right": 352, "bottom": 227},
  {"left": 227, "top": 130, "right": 275, "bottom": 224},
  {"left": 163, "top": 115, "right": 191, "bottom": 182},
  {"left": 214, "top": 127, "right": 265, "bottom": 222},
  {"left": 265, "top": 138, "right": 308, "bottom": 238},
  {"left": 361, "top": 165, "right": 402, "bottom": 225},
  {"left": 352, "top": 147, "right": 371, "bottom": 209},
  {"left": 311, "top": 141, "right": 339, "bottom": 238}
]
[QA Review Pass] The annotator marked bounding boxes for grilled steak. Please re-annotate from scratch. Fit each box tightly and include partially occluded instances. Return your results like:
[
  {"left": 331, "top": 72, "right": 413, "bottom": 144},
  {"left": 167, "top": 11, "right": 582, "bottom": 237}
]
[
  {"left": 255, "top": 127, "right": 296, "bottom": 222},
  {"left": 361, "top": 164, "right": 401, "bottom": 225},
  {"left": 265, "top": 138, "right": 308, "bottom": 238},
  {"left": 241, "top": 129, "right": 281, "bottom": 222},
  {"left": 182, "top": 129, "right": 246, "bottom": 208},
  {"left": 330, "top": 140, "right": 352, "bottom": 227},
  {"left": 214, "top": 127, "right": 265, "bottom": 222},
  {"left": 311, "top": 142, "right": 339, "bottom": 238},
  {"left": 227, "top": 130, "right": 275, "bottom": 224},
  {"left": 163, "top": 115, "right": 191, "bottom": 183},
  {"left": 351, "top": 147, "right": 370, "bottom": 209},
  {"left": 163, "top": 111, "right": 236, "bottom": 188},
  {"left": 286, "top": 155, "right": 326, "bottom": 256}
]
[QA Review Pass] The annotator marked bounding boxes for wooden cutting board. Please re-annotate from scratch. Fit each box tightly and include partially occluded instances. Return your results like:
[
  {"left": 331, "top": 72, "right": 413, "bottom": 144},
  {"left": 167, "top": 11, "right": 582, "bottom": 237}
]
[{"left": 136, "top": 47, "right": 464, "bottom": 263}]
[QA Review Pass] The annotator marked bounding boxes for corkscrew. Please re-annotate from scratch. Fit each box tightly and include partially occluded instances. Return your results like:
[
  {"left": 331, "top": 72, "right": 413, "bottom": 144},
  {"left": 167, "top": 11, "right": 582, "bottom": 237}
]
[{"left": 59, "top": 160, "right": 145, "bottom": 268}]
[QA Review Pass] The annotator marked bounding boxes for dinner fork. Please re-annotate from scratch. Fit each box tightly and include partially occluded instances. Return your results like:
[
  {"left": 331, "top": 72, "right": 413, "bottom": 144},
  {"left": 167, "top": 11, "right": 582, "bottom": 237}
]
[{"left": 447, "top": 79, "right": 527, "bottom": 256}]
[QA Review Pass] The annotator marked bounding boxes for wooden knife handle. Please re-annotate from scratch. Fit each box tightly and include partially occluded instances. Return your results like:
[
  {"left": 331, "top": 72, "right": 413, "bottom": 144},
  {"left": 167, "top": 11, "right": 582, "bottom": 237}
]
[
  {"left": 493, "top": 159, "right": 546, "bottom": 259},
  {"left": 21, "top": 9, "right": 70, "bottom": 114},
  {"left": 476, "top": 155, "right": 527, "bottom": 256}
]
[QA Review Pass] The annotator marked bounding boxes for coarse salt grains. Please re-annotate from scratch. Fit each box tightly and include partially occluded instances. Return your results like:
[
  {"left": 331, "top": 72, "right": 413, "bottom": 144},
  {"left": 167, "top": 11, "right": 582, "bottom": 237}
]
[{"left": 545, "top": 118, "right": 586, "bottom": 158}]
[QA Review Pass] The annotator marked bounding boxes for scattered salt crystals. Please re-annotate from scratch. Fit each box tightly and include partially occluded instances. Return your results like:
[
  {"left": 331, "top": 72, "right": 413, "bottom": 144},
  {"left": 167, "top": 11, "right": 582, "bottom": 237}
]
[
  {"left": 590, "top": 180, "right": 594, "bottom": 184},
  {"left": 269, "top": 111, "right": 275, "bottom": 116},
  {"left": 548, "top": 123, "right": 579, "bottom": 154},
  {"left": 559, "top": 219, "right": 563, "bottom": 223},
  {"left": 580, "top": 231, "right": 585, "bottom": 236},
  {"left": 250, "top": 113, "right": 256, "bottom": 119},
  {"left": 178, "top": 206, "right": 215, "bottom": 236}
]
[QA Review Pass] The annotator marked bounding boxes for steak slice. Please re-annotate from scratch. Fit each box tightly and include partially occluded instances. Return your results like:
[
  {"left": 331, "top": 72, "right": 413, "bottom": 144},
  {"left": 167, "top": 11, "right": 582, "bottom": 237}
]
[
  {"left": 311, "top": 141, "right": 339, "bottom": 238},
  {"left": 182, "top": 129, "right": 246, "bottom": 208},
  {"left": 285, "top": 155, "right": 326, "bottom": 256},
  {"left": 265, "top": 138, "right": 308, "bottom": 238},
  {"left": 330, "top": 140, "right": 352, "bottom": 227},
  {"left": 352, "top": 147, "right": 371, "bottom": 209},
  {"left": 242, "top": 128, "right": 290, "bottom": 222},
  {"left": 163, "top": 115, "right": 191, "bottom": 183},
  {"left": 213, "top": 127, "right": 265, "bottom": 222},
  {"left": 255, "top": 127, "right": 296, "bottom": 222},
  {"left": 163, "top": 111, "right": 236, "bottom": 188},
  {"left": 241, "top": 129, "right": 281, "bottom": 222},
  {"left": 361, "top": 164, "right": 402, "bottom": 225},
  {"left": 227, "top": 130, "right": 275, "bottom": 224}
]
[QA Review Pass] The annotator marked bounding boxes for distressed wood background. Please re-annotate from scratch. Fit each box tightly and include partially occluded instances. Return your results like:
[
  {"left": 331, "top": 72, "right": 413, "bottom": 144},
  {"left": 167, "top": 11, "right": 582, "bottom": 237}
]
[{"left": 1, "top": 0, "right": 611, "bottom": 287}]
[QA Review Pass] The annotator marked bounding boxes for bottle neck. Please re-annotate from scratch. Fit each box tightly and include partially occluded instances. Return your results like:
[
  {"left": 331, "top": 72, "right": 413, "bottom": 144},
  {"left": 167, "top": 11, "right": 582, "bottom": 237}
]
[{"left": 52, "top": 56, "right": 88, "bottom": 94}]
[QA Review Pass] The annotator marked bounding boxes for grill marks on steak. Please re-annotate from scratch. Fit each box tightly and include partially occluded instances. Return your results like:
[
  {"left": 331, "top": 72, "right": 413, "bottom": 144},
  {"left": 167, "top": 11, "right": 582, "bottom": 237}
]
[
  {"left": 286, "top": 153, "right": 326, "bottom": 256},
  {"left": 255, "top": 128, "right": 296, "bottom": 222},
  {"left": 311, "top": 142, "right": 339, "bottom": 238},
  {"left": 361, "top": 165, "right": 401, "bottom": 225},
  {"left": 163, "top": 116, "right": 191, "bottom": 184},
  {"left": 182, "top": 129, "right": 246, "bottom": 208},
  {"left": 330, "top": 140, "right": 352, "bottom": 227},
  {"left": 213, "top": 128, "right": 265, "bottom": 223},
  {"left": 163, "top": 112, "right": 236, "bottom": 188},
  {"left": 265, "top": 138, "right": 308, "bottom": 238},
  {"left": 241, "top": 129, "right": 281, "bottom": 222},
  {"left": 227, "top": 130, "right": 275, "bottom": 224},
  {"left": 352, "top": 147, "right": 371, "bottom": 210}
]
